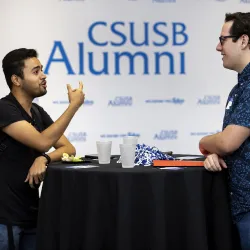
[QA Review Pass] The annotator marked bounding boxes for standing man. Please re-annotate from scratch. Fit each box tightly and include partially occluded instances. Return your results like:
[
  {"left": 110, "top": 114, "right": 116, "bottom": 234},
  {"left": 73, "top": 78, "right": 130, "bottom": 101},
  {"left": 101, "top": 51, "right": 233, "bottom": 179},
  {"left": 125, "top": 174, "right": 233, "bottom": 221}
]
[
  {"left": 0, "top": 48, "right": 85, "bottom": 249},
  {"left": 199, "top": 12, "right": 250, "bottom": 250}
]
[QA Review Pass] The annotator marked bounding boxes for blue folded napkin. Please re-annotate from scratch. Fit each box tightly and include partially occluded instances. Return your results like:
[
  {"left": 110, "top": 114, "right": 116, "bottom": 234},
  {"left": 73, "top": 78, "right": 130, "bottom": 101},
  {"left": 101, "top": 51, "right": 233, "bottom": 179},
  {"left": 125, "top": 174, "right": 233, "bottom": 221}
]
[{"left": 134, "top": 144, "right": 174, "bottom": 166}]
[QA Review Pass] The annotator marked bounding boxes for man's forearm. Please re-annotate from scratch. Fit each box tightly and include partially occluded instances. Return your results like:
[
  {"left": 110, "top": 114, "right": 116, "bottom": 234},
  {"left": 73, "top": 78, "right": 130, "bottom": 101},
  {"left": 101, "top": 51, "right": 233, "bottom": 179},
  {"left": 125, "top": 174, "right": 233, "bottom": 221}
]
[
  {"left": 199, "top": 132, "right": 229, "bottom": 156},
  {"left": 40, "top": 104, "right": 79, "bottom": 151},
  {"left": 47, "top": 144, "right": 76, "bottom": 163}
]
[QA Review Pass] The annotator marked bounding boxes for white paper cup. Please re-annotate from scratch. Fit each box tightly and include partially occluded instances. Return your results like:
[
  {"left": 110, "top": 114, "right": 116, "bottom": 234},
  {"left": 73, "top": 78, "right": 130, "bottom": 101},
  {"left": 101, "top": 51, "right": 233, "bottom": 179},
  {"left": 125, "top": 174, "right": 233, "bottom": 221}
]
[
  {"left": 123, "top": 136, "right": 138, "bottom": 145},
  {"left": 119, "top": 144, "right": 136, "bottom": 168},
  {"left": 96, "top": 141, "right": 112, "bottom": 164}
]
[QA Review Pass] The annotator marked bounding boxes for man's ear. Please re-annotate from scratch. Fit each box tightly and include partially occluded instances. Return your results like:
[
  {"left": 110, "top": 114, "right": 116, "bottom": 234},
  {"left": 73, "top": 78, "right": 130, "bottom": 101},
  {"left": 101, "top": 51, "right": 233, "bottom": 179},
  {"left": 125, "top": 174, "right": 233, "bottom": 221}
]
[
  {"left": 242, "top": 34, "right": 250, "bottom": 49},
  {"left": 11, "top": 75, "right": 21, "bottom": 87}
]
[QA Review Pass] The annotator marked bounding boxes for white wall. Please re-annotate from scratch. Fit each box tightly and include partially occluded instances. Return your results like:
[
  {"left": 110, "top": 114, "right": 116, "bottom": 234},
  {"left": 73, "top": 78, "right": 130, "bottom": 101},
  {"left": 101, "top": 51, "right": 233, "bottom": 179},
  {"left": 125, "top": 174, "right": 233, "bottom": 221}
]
[{"left": 0, "top": 0, "right": 248, "bottom": 155}]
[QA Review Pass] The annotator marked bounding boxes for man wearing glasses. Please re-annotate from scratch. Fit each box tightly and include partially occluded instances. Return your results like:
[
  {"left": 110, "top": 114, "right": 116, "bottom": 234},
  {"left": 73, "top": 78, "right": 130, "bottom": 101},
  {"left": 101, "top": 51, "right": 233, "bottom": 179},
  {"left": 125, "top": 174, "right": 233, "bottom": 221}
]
[{"left": 199, "top": 12, "right": 250, "bottom": 250}]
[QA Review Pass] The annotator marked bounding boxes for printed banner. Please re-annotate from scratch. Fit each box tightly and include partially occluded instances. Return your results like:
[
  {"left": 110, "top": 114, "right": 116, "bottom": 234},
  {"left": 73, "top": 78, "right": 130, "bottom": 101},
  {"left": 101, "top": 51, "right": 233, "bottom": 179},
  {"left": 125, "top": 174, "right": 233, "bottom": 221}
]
[{"left": 0, "top": 0, "right": 248, "bottom": 155}]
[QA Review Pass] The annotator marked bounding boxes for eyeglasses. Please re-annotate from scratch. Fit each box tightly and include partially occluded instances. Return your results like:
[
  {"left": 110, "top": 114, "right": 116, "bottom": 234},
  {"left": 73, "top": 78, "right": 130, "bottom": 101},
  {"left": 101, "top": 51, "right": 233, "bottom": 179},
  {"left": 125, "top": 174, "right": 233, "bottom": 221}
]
[{"left": 219, "top": 35, "right": 237, "bottom": 45}]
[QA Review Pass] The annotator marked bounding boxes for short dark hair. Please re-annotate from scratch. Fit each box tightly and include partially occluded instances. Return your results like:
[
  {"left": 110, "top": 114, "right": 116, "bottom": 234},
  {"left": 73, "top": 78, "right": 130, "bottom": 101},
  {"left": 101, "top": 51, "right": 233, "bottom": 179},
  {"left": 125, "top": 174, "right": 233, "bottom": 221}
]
[
  {"left": 2, "top": 48, "right": 38, "bottom": 89},
  {"left": 225, "top": 12, "right": 250, "bottom": 43}
]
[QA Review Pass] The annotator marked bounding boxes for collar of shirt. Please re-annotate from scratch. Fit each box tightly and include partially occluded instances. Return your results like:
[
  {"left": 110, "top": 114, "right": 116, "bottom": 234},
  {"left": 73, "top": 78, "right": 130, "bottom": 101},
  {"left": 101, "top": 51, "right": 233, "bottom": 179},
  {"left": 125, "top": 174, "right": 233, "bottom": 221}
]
[
  {"left": 5, "top": 93, "right": 40, "bottom": 130},
  {"left": 5, "top": 93, "right": 31, "bottom": 120},
  {"left": 238, "top": 62, "right": 250, "bottom": 87}
]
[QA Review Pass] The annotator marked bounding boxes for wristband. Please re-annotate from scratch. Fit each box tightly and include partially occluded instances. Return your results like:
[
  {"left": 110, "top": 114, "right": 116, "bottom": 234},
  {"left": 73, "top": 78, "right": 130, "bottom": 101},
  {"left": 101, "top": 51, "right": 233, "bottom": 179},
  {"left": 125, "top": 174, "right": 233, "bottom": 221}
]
[{"left": 42, "top": 153, "right": 51, "bottom": 166}]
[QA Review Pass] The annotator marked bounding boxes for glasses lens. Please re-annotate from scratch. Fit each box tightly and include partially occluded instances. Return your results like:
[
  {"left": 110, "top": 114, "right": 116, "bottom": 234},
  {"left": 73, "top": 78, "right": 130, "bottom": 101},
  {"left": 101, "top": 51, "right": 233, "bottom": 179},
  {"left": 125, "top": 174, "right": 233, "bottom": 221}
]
[
  {"left": 219, "top": 35, "right": 237, "bottom": 45},
  {"left": 219, "top": 36, "right": 224, "bottom": 45}
]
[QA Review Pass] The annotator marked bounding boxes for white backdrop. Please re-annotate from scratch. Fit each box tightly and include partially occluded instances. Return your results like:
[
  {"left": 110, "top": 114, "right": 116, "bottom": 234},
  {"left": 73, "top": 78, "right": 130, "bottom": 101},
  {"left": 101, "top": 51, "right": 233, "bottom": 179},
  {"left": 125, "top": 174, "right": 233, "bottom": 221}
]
[{"left": 0, "top": 0, "right": 249, "bottom": 155}]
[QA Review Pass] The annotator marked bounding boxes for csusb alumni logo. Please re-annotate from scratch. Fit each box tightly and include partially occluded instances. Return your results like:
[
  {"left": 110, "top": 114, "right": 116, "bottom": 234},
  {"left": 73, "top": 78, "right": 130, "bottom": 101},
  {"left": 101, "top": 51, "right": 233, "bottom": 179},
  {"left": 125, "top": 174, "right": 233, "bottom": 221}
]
[
  {"left": 53, "top": 99, "right": 94, "bottom": 106},
  {"left": 108, "top": 96, "right": 133, "bottom": 106},
  {"left": 44, "top": 20, "right": 188, "bottom": 76},
  {"left": 145, "top": 97, "right": 184, "bottom": 104},
  {"left": 240, "top": 0, "right": 250, "bottom": 3},
  {"left": 67, "top": 132, "right": 87, "bottom": 142},
  {"left": 100, "top": 132, "right": 140, "bottom": 138},
  {"left": 154, "top": 130, "right": 178, "bottom": 140},
  {"left": 190, "top": 130, "right": 220, "bottom": 136},
  {"left": 197, "top": 95, "right": 220, "bottom": 105}
]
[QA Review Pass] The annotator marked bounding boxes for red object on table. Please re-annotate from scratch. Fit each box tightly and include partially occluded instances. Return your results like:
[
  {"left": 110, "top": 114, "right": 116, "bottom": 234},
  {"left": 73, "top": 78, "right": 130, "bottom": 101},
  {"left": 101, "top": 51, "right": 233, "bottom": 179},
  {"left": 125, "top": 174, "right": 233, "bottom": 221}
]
[{"left": 153, "top": 160, "right": 204, "bottom": 167}]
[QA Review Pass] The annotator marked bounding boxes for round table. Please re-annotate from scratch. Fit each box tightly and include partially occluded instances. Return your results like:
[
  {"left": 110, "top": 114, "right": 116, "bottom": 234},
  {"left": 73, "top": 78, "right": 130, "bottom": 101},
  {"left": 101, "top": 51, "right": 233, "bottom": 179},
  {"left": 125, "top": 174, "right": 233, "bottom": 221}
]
[{"left": 36, "top": 158, "right": 235, "bottom": 250}]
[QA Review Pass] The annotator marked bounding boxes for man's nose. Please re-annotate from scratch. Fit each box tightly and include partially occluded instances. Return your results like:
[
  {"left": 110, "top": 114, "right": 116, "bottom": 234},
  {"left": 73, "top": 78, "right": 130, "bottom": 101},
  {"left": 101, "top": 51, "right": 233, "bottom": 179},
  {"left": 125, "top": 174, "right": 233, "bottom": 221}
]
[
  {"left": 41, "top": 71, "right": 46, "bottom": 79},
  {"left": 216, "top": 42, "right": 222, "bottom": 52}
]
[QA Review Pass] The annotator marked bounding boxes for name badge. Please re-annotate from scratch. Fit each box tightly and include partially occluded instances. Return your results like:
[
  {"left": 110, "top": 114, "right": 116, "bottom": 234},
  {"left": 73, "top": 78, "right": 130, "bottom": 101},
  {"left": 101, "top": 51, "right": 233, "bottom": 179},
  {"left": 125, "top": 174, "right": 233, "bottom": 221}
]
[{"left": 226, "top": 97, "right": 233, "bottom": 110}]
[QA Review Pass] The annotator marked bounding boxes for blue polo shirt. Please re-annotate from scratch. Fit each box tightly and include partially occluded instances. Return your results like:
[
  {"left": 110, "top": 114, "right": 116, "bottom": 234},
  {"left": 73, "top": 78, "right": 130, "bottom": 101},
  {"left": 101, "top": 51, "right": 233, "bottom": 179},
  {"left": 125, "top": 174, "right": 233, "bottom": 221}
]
[{"left": 223, "top": 62, "right": 250, "bottom": 223}]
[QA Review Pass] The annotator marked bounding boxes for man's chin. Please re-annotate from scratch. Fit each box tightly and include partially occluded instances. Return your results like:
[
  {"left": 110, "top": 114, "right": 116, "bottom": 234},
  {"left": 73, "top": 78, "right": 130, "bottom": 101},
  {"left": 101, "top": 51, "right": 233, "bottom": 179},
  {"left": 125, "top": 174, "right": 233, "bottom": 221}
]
[
  {"left": 36, "top": 90, "right": 47, "bottom": 98},
  {"left": 223, "top": 62, "right": 232, "bottom": 70}
]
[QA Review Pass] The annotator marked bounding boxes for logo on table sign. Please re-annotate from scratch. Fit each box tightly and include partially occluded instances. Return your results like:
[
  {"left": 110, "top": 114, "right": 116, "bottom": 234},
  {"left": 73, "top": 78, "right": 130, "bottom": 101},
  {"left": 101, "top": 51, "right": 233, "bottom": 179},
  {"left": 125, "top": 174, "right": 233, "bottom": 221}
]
[
  {"left": 190, "top": 130, "right": 220, "bottom": 136},
  {"left": 240, "top": 0, "right": 250, "bottom": 3},
  {"left": 154, "top": 130, "right": 178, "bottom": 140},
  {"left": 52, "top": 99, "right": 94, "bottom": 106},
  {"left": 145, "top": 97, "right": 184, "bottom": 104},
  {"left": 197, "top": 95, "right": 220, "bottom": 105},
  {"left": 100, "top": 132, "right": 140, "bottom": 138},
  {"left": 67, "top": 132, "right": 87, "bottom": 142},
  {"left": 108, "top": 96, "right": 133, "bottom": 106}
]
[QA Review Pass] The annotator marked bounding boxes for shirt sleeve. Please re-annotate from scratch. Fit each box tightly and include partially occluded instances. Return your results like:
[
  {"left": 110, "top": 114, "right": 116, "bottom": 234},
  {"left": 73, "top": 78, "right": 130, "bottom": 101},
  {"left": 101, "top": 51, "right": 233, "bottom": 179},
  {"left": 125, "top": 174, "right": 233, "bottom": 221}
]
[
  {"left": 35, "top": 105, "right": 54, "bottom": 130},
  {"left": 0, "top": 100, "right": 24, "bottom": 128},
  {"left": 229, "top": 86, "right": 250, "bottom": 128}
]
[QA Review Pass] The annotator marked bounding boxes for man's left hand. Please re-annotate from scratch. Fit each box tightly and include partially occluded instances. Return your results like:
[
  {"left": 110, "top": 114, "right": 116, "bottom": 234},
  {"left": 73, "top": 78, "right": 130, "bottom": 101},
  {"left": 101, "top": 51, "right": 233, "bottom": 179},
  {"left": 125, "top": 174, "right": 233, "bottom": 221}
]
[{"left": 204, "top": 153, "right": 227, "bottom": 172}]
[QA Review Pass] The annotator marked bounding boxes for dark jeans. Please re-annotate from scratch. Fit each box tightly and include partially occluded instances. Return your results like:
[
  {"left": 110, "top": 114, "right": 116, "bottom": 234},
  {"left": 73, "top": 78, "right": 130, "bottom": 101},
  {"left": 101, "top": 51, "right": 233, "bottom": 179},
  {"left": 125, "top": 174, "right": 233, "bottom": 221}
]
[
  {"left": 236, "top": 211, "right": 250, "bottom": 250},
  {"left": 0, "top": 224, "right": 36, "bottom": 250}
]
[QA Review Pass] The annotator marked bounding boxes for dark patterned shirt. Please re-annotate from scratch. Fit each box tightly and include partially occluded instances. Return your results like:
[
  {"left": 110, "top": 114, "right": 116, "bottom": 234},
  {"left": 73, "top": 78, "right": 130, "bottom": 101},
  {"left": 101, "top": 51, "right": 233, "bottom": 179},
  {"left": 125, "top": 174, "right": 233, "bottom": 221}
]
[{"left": 223, "top": 62, "right": 250, "bottom": 223}]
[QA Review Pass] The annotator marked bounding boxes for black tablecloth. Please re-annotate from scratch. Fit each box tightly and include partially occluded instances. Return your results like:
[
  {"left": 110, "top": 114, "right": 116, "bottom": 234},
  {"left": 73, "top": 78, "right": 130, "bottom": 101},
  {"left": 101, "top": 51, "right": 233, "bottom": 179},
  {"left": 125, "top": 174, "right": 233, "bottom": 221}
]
[{"left": 36, "top": 158, "right": 235, "bottom": 250}]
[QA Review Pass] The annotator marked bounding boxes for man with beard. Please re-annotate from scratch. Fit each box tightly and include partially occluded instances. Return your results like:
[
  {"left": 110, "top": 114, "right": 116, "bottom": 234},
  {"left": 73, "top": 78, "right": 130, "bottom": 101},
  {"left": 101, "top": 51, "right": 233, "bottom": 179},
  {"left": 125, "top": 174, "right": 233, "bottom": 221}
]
[{"left": 0, "top": 48, "right": 85, "bottom": 250}]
